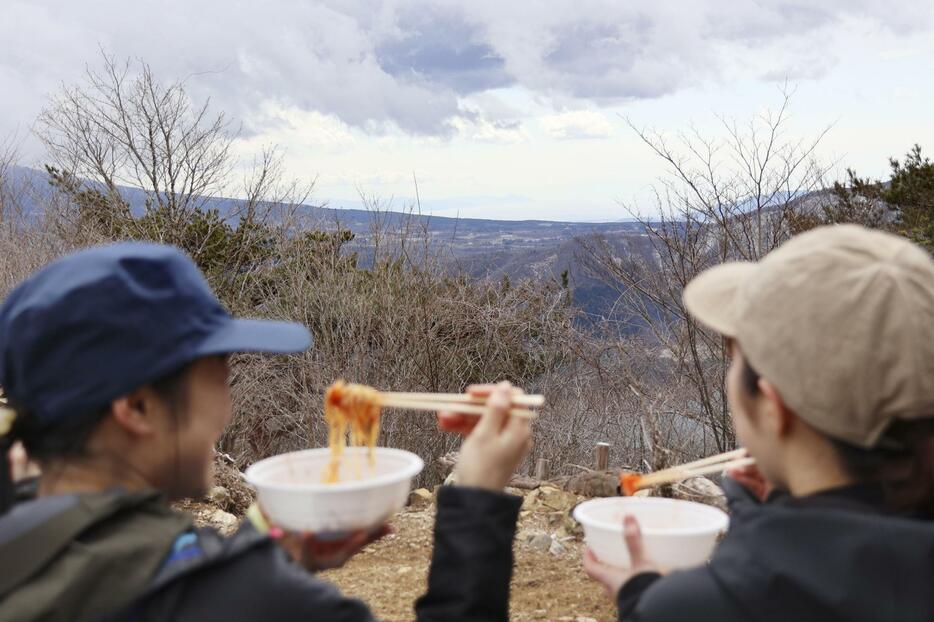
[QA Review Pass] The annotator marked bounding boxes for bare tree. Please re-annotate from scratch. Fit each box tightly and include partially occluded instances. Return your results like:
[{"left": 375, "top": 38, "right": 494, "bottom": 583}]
[
  {"left": 0, "top": 132, "right": 26, "bottom": 226},
  {"left": 0, "top": 133, "right": 73, "bottom": 298},
  {"left": 581, "top": 91, "right": 832, "bottom": 453},
  {"left": 37, "top": 53, "right": 234, "bottom": 226},
  {"left": 35, "top": 52, "right": 313, "bottom": 290},
  {"left": 19, "top": 58, "right": 846, "bottom": 486}
]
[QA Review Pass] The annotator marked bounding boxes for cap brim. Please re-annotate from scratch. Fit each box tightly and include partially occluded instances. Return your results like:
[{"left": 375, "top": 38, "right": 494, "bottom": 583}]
[
  {"left": 682, "top": 262, "right": 758, "bottom": 337},
  {"left": 195, "top": 318, "right": 313, "bottom": 356}
]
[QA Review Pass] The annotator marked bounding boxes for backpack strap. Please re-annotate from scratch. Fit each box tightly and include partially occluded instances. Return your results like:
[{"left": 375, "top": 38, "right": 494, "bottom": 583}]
[
  {"left": 0, "top": 491, "right": 192, "bottom": 622},
  {"left": 0, "top": 492, "right": 162, "bottom": 596}
]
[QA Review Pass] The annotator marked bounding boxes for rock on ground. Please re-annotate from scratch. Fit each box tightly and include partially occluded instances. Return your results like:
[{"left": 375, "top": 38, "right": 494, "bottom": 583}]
[
  {"left": 672, "top": 476, "right": 727, "bottom": 511},
  {"left": 561, "top": 471, "right": 620, "bottom": 498},
  {"left": 408, "top": 488, "right": 433, "bottom": 509},
  {"left": 176, "top": 454, "right": 728, "bottom": 621}
]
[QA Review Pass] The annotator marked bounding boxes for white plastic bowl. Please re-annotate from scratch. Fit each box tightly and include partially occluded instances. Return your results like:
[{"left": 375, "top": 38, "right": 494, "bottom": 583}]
[
  {"left": 244, "top": 447, "right": 424, "bottom": 533},
  {"left": 573, "top": 496, "right": 728, "bottom": 570}
]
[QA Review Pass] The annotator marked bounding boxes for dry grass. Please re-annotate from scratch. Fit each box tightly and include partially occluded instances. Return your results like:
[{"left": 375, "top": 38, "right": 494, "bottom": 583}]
[
  {"left": 323, "top": 503, "right": 616, "bottom": 622},
  {"left": 0, "top": 165, "right": 714, "bottom": 484},
  {"left": 0, "top": 54, "right": 743, "bottom": 485}
]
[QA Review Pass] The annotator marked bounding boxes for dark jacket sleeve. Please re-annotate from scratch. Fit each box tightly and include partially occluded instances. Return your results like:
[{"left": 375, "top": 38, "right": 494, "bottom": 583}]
[
  {"left": 616, "top": 566, "right": 747, "bottom": 621},
  {"left": 617, "top": 572, "right": 662, "bottom": 618},
  {"left": 415, "top": 486, "right": 522, "bottom": 622},
  {"left": 614, "top": 478, "right": 763, "bottom": 621}
]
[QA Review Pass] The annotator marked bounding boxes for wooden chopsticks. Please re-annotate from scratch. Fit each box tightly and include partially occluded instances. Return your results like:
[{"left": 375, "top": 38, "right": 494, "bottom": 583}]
[
  {"left": 621, "top": 448, "right": 755, "bottom": 494},
  {"left": 379, "top": 391, "right": 542, "bottom": 419}
]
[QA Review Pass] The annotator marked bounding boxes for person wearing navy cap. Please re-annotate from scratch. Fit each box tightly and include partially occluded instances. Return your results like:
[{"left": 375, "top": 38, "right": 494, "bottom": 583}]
[{"left": 0, "top": 242, "right": 531, "bottom": 622}]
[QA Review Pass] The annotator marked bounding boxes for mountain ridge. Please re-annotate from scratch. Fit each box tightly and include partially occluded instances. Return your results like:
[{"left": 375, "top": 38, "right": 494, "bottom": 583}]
[{"left": 1, "top": 165, "right": 659, "bottom": 321}]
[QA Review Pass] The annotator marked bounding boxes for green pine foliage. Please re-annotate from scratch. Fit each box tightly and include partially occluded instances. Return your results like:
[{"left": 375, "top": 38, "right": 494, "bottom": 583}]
[{"left": 791, "top": 145, "right": 934, "bottom": 252}]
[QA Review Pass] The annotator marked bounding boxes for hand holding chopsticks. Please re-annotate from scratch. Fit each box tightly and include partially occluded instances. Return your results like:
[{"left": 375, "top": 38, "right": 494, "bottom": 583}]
[
  {"left": 455, "top": 382, "right": 534, "bottom": 490},
  {"left": 324, "top": 381, "right": 541, "bottom": 437},
  {"left": 621, "top": 448, "right": 755, "bottom": 495}
]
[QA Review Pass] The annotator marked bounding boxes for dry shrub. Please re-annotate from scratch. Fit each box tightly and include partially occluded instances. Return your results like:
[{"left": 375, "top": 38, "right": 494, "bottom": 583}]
[
  {"left": 221, "top": 216, "right": 577, "bottom": 486},
  {"left": 3, "top": 55, "right": 804, "bottom": 489},
  {"left": 0, "top": 149, "right": 722, "bottom": 487}
]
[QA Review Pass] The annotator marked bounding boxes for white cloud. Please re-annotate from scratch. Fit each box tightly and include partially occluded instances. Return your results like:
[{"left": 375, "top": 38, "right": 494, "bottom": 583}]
[
  {"left": 242, "top": 103, "right": 356, "bottom": 151},
  {"left": 541, "top": 110, "right": 615, "bottom": 140},
  {"left": 0, "top": 0, "right": 931, "bottom": 149},
  {"left": 448, "top": 116, "right": 529, "bottom": 144}
]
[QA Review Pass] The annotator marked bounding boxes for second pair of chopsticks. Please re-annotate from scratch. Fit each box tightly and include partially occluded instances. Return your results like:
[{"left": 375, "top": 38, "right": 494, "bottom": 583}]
[
  {"left": 380, "top": 391, "right": 542, "bottom": 419},
  {"left": 621, "top": 448, "right": 755, "bottom": 494}
]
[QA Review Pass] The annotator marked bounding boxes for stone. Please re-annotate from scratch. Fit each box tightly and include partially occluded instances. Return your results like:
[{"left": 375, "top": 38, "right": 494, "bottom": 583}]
[
  {"left": 408, "top": 488, "right": 433, "bottom": 508},
  {"left": 209, "top": 509, "right": 238, "bottom": 533},
  {"left": 206, "top": 485, "right": 231, "bottom": 508},
  {"left": 434, "top": 451, "right": 458, "bottom": 480},
  {"left": 526, "top": 532, "right": 553, "bottom": 553},
  {"left": 538, "top": 486, "right": 577, "bottom": 512},
  {"left": 564, "top": 471, "right": 620, "bottom": 497},
  {"left": 521, "top": 488, "right": 541, "bottom": 511},
  {"left": 576, "top": 617, "right": 598, "bottom": 622},
  {"left": 548, "top": 537, "right": 566, "bottom": 556},
  {"left": 508, "top": 475, "right": 542, "bottom": 490},
  {"left": 673, "top": 476, "right": 728, "bottom": 511},
  {"left": 556, "top": 514, "right": 584, "bottom": 539}
]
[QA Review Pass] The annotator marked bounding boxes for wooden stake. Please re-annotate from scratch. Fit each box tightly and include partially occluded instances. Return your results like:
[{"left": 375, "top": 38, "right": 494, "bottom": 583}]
[
  {"left": 594, "top": 442, "right": 610, "bottom": 471},
  {"left": 534, "top": 458, "right": 550, "bottom": 480}
]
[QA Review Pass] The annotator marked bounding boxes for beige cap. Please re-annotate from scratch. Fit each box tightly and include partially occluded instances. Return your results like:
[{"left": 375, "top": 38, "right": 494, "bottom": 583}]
[{"left": 684, "top": 224, "right": 934, "bottom": 448}]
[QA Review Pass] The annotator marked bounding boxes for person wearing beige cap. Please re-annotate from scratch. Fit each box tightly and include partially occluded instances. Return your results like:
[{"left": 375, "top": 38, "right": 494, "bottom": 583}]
[{"left": 586, "top": 224, "right": 934, "bottom": 622}]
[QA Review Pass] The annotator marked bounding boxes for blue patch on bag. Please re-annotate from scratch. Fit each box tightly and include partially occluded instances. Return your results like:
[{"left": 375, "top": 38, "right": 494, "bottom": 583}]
[{"left": 162, "top": 531, "right": 203, "bottom": 567}]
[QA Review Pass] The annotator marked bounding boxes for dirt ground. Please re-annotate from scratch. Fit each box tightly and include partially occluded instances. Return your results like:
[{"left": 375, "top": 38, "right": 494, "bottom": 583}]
[
  {"left": 323, "top": 503, "right": 616, "bottom": 622},
  {"left": 182, "top": 455, "right": 621, "bottom": 621},
  {"left": 181, "top": 456, "right": 730, "bottom": 621},
  {"left": 177, "top": 455, "right": 616, "bottom": 622}
]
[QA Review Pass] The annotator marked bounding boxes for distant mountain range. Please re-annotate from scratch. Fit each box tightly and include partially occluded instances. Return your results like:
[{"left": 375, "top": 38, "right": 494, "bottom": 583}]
[
  {"left": 4, "top": 166, "right": 652, "bottom": 320},
  {"left": 8, "top": 166, "right": 850, "bottom": 325}
]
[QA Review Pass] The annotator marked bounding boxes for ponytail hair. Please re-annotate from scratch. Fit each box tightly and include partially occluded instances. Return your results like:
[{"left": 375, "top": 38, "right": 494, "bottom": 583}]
[
  {"left": 740, "top": 358, "right": 934, "bottom": 516},
  {"left": 0, "top": 403, "right": 105, "bottom": 515},
  {"left": 0, "top": 362, "right": 193, "bottom": 515},
  {"left": 831, "top": 420, "right": 934, "bottom": 517}
]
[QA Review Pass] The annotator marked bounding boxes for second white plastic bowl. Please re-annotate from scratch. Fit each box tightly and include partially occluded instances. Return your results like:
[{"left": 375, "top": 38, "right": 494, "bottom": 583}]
[{"left": 573, "top": 496, "right": 728, "bottom": 570}]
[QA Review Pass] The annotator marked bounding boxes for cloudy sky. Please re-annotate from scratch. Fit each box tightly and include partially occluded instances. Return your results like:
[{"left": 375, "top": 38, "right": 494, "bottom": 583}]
[{"left": 2, "top": 1, "right": 933, "bottom": 221}]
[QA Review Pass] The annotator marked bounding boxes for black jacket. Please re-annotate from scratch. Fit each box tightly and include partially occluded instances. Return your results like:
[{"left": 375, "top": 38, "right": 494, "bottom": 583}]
[
  {"left": 617, "top": 480, "right": 934, "bottom": 622},
  {"left": 0, "top": 486, "right": 521, "bottom": 622}
]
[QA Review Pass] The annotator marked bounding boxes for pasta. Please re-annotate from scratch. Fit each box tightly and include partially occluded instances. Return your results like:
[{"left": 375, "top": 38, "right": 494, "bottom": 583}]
[{"left": 323, "top": 380, "right": 383, "bottom": 484}]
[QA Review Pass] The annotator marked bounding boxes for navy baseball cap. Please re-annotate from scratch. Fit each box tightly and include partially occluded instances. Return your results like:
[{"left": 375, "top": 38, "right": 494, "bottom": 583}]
[{"left": 0, "top": 242, "right": 312, "bottom": 427}]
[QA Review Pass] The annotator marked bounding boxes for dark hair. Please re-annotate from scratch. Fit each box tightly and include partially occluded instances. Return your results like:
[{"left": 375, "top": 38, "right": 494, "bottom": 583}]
[
  {"left": 0, "top": 363, "right": 192, "bottom": 513},
  {"left": 740, "top": 356, "right": 761, "bottom": 396},
  {"left": 739, "top": 358, "right": 934, "bottom": 516}
]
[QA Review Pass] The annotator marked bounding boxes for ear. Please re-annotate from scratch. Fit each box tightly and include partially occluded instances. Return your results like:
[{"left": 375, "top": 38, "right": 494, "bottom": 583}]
[
  {"left": 110, "top": 389, "right": 157, "bottom": 438},
  {"left": 758, "top": 378, "right": 795, "bottom": 438}
]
